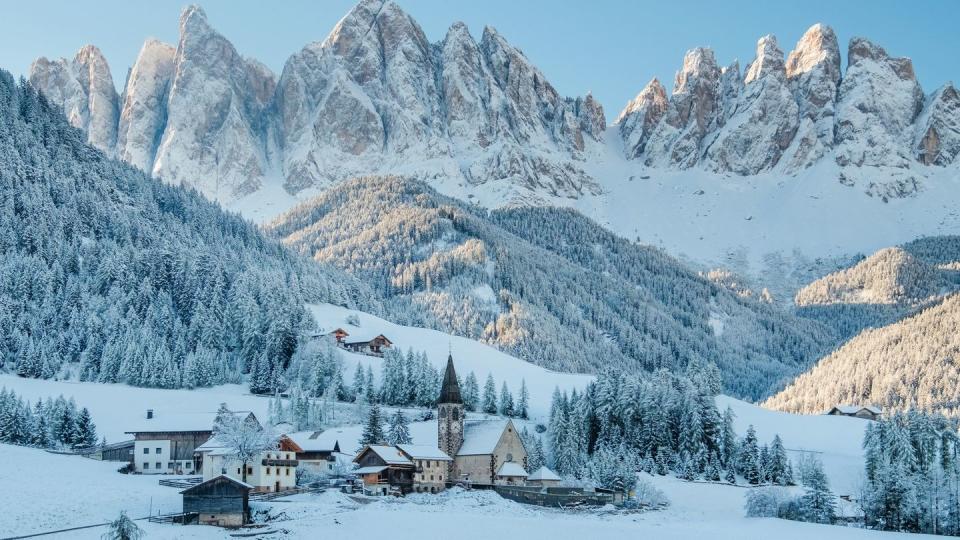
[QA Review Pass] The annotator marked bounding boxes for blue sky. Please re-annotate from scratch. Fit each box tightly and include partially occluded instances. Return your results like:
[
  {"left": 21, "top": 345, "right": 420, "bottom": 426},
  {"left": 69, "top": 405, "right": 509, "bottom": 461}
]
[{"left": 1, "top": 0, "right": 957, "bottom": 117}]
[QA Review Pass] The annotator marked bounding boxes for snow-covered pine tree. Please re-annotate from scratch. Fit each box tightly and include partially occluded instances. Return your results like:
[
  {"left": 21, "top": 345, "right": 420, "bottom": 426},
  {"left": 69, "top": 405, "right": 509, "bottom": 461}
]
[
  {"left": 462, "top": 372, "right": 480, "bottom": 412},
  {"left": 797, "top": 456, "right": 836, "bottom": 524},
  {"left": 738, "top": 425, "right": 761, "bottom": 485},
  {"left": 386, "top": 409, "right": 412, "bottom": 446},
  {"left": 517, "top": 379, "right": 530, "bottom": 419},
  {"left": 482, "top": 374, "right": 498, "bottom": 414},
  {"left": 360, "top": 403, "right": 386, "bottom": 447},
  {"left": 499, "top": 382, "right": 514, "bottom": 417}
]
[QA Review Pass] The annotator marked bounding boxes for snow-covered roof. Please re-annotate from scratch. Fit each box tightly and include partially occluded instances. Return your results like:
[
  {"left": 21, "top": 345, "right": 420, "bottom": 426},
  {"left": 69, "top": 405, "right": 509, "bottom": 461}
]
[
  {"left": 181, "top": 474, "right": 253, "bottom": 494},
  {"left": 458, "top": 419, "right": 510, "bottom": 456},
  {"left": 288, "top": 429, "right": 342, "bottom": 452},
  {"left": 397, "top": 444, "right": 452, "bottom": 461},
  {"left": 360, "top": 445, "right": 413, "bottom": 465},
  {"left": 354, "top": 466, "right": 388, "bottom": 475},
  {"left": 829, "top": 405, "right": 882, "bottom": 415},
  {"left": 342, "top": 330, "right": 391, "bottom": 344},
  {"left": 528, "top": 466, "right": 560, "bottom": 481},
  {"left": 497, "top": 462, "right": 528, "bottom": 477},
  {"left": 125, "top": 411, "right": 253, "bottom": 434}
]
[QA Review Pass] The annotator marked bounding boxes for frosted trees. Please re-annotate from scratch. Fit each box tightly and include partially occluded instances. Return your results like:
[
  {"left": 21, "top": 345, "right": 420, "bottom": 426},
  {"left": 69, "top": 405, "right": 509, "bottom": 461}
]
[
  {"left": 359, "top": 403, "right": 386, "bottom": 447},
  {"left": 797, "top": 456, "right": 836, "bottom": 524},
  {"left": 462, "top": 372, "right": 479, "bottom": 412},
  {"left": 101, "top": 511, "right": 143, "bottom": 540},
  {"left": 386, "top": 409, "right": 412, "bottom": 446},
  {"left": 738, "top": 425, "right": 761, "bottom": 485},
  {"left": 212, "top": 406, "right": 278, "bottom": 483},
  {"left": 767, "top": 435, "right": 793, "bottom": 485},
  {"left": 482, "top": 375, "right": 498, "bottom": 414},
  {"left": 516, "top": 379, "right": 529, "bottom": 419},
  {"left": 498, "top": 382, "right": 514, "bottom": 416}
]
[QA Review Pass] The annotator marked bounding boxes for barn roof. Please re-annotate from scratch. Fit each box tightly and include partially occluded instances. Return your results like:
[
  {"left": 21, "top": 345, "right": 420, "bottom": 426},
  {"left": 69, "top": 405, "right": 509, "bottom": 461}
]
[
  {"left": 829, "top": 405, "right": 882, "bottom": 415},
  {"left": 528, "top": 466, "right": 561, "bottom": 481},
  {"left": 438, "top": 355, "right": 463, "bottom": 404},
  {"left": 458, "top": 419, "right": 510, "bottom": 456},
  {"left": 287, "top": 429, "right": 342, "bottom": 453},
  {"left": 342, "top": 330, "right": 392, "bottom": 345},
  {"left": 125, "top": 411, "right": 255, "bottom": 434},
  {"left": 397, "top": 444, "right": 452, "bottom": 461},
  {"left": 497, "top": 462, "right": 528, "bottom": 477},
  {"left": 180, "top": 474, "right": 253, "bottom": 494},
  {"left": 357, "top": 445, "right": 413, "bottom": 465},
  {"left": 354, "top": 466, "right": 388, "bottom": 475}
]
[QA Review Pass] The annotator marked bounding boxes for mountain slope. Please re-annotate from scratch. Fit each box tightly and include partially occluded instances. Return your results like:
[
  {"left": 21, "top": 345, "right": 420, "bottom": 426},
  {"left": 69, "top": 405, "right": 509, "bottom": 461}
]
[
  {"left": 266, "top": 176, "right": 835, "bottom": 400},
  {"left": 766, "top": 292, "right": 960, "bottom": 415},
  {"left": 0, "top": 71, "right": 378, "bottom": 388}
]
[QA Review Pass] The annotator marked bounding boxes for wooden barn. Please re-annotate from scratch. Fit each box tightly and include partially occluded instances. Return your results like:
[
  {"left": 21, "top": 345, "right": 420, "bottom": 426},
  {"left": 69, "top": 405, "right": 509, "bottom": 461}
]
[
  {"left": 826, "top": 405, "right": 882, "bottom": 421},
  {"left": 343, "top": 332, "right": 393, "bottom": 357},
  {"left": 81, "top": 440, "right": 135, "bottom": 462},
  {"left": 353, "top": 445, "right": 415, "bottom": 495},
  {"left": 181, "top": 475, "right": 252, "bottom": 528}
]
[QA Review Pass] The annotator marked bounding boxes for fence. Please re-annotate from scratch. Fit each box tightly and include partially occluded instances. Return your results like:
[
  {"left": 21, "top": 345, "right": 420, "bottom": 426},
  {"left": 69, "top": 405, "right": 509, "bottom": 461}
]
[{"left": 494, "top": 485, "right": 620, "bottom": 508}]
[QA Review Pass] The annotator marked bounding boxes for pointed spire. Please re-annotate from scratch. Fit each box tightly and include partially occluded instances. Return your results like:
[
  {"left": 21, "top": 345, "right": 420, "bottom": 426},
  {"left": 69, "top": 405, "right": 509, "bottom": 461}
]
[{"left": 439, "top": 355, "right": 463, "bottom": 404}]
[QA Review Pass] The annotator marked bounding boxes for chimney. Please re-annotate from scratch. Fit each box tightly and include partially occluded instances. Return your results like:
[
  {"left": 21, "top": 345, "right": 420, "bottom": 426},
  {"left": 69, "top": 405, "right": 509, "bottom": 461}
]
[{"left": 146, "top": 409, "right": 154, "bottom": 420}]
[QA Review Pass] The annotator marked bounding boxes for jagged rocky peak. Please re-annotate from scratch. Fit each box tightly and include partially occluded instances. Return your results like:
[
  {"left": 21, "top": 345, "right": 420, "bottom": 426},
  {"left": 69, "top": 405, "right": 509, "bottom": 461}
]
[
  {"left": 643, "top": 47, "right": 721, "bottom": 168},
  {"left": 782, "top": 23, "right": 841, "bottom": 170},
  {"left": 440, "top": 22, "right": 492, "bottom": 143},
  {"left": 835, "top": 36, "right": 924, "bottom": 172},
  {"left": 916, "top": 82, "right": 960, "bottom": 166},
  {"left": 616, "top": 78, "right": 668, "bottom": 158},
  {"left": 718, "top": 61, "right": 742, "bottom": 122},
  {"left": 703, "top": 35, "right": 798, "bottom": 175},
  {"left": 152, "top": 4, "right": 274, "bottom": 201},
  {"left": 117, "top": 39, "right": 176, "bottom": 171},
  {"left": 29, "top": 44, "right": 119, "bottom": 154}
]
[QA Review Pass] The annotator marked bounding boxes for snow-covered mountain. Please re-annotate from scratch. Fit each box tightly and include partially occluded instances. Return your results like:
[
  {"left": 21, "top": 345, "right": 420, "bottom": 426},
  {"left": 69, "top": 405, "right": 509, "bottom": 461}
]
[{"left": 27, "top": 1, "right": 960, "bottom": 275}]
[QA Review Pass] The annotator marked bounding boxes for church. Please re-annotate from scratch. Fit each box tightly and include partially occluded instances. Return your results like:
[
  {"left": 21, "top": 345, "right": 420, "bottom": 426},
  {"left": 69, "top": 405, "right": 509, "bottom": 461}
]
[{"left": 437, "top": 356, "right": 529, "bottom": 486}]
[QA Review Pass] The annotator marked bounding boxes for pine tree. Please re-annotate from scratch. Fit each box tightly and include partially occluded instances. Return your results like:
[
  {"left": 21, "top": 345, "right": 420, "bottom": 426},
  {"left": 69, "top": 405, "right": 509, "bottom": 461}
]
[
  {"left": 352, "top": 365, "right": 365, "bottom": 403},
  {"left": 517, "top": 379, "right": 530, "bottom": 419},
  {"left": 738, "top": 425, "right": 761, "bottom": 485},
  {"left": 498, "top": 382, "right": 514, "bottom": 417},
  {"left": 74, "top": 407, "right": 98, "bottom": 448},
  {"left": 798, "top": 456, "right": 836, "bottom": 524},
  {"left": 462, "top": 372, "right": 480, "bottom": 412},
  {"left": 720, "top": 406, "right": 737, "bottom": 468},
  {"left": 386, "top": 409, "right": 412, "bottom": 446},
  {"left": 768, "top": 434, "right": 791, "bottom": 485},
  {"left": 482, "top": 374, "right": 498, "bottom": 414},
  {"left": 359, "top": 403, "right": 385, "bottom": 447},
  {"left": 102, "top": 510, "right": 144, "bottom": 540}
]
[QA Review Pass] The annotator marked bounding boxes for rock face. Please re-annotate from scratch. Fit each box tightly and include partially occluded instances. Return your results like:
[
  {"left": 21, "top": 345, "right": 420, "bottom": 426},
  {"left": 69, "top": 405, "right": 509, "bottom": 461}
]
[
  {"left": 117, "top": 39, "right": 176, "bottom": 171},
  {"left": 272, "top": 0, "right": 602, "bottom": 196},
  {"left": 916, "top": 83, "right": 960, "bottom": 166},
  {"left": 834, "top": 37, "right": 924, "bottom": 170},
  {"left": 703, "top": 35, "right": 798, "bottom": 174},
  {"left": 152, "top": 6, "right": 275, "bottom": 199},
  {"left": 29, "top": 45, "right": 120, "bottom": 154},
  {"left": 615, "top": 79, "right": 668, "bottom": 159},
  {"left": 783, "top": 24, "right": 842, "bottom": 170},
  {"left": 643, "top": 48, "right": 721, "bottom": 169}
]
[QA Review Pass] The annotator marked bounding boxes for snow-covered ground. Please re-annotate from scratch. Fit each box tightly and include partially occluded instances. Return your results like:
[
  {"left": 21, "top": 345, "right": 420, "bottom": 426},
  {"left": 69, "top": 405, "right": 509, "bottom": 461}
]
[{"left": 0, "top": 442, "right": 932, "bottom": 540}]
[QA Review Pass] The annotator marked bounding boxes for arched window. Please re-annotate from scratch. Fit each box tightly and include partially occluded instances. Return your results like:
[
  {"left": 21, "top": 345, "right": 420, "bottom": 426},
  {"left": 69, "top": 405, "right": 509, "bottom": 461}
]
[
  {"left": 452, "top": 408, "right": 459, "bottom": 420},
  {"left": 506, "top": 453, "right": 514, "bottom": 462},
  {"left": 440, "top": 407, "right": 447, "bottom": 419}
]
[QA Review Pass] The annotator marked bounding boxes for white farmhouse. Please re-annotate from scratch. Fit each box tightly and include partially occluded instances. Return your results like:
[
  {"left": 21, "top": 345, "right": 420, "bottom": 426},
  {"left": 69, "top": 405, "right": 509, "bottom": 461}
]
[
  {"left": 196, "top": 434, "right": 302, "bottom": 493},
  {"left": 125, "top": 409, "right": 253, "bottom": 475}
]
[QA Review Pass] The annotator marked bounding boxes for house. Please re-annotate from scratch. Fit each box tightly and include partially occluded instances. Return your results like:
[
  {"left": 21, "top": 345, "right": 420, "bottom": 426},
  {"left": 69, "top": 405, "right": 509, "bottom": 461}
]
[
  {"left": 342, "top": 331, "right": 393, "bottom": 357},
  {"left": 826, "top": 405, "right": 882, "bottom": 421},
  {"left": 437, "top": 356, "right": 528, "bottom": 486},
  {"left": 125, "top": 409, "right": 254, "bottom": 475},
  {"left": 527, "top": 466, "right": 561, "bottom": 488},
  {"left": 397, "top": 444, "right": 453, "bottom": 493},
  {"left": 327, "top": 328, "right": 350, "bottom": 344},
  {"left": 197, "top": 434, "right": 301, "bottom": 493},
  {"left": 353, "top": 445, "right": 416, "bottom": 495},
  {"left": 287, "top": 430, "right": 353, "bottom": 477},
  {"left": 181, "top": 475, "right": 252, "bottom": 528}
]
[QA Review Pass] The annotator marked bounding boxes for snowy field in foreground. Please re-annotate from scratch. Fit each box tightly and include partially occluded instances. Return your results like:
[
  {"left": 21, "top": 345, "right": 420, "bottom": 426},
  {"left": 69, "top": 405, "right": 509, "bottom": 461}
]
[{"left": 0, "top": 443, "right": 931, "bottom": 540}]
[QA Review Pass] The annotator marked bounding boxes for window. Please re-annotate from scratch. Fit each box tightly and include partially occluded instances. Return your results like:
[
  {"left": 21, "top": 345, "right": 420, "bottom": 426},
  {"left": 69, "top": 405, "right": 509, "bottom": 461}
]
[
  {"left": 247, "top": 467, "right": 253, "bottom": 475},
  {"left": 143, "top": 462, "right": 149, "bottom": 470},
  {"left": 266, "top": 468, "right": 271, "bottom": 475},
  {"left": 167, "top": 462, "right": 174, "bottom": 469},
  {"left": 452, "top": 408, "right": 459, "bottom": 420},
  {"left": 506, "top": 453, "right": 514, "bottom": 462},
  {"left": 440, "top": 407, "right": 447, "bottom": 419},
  {"left": 430, "top": 475, "right": 434, "bottom": 481},
  {"left": 143, "top": 448, "right": 149, "bottom": 455},
  {"left": 286, "top": 469, "right": 290, "bottom": 476},
  {"left": 155, "top": 462, "right": 161, "bottom": 469},
  {"left": 155, "top": 448, "right": 161, "bottom": 454},
  {"left": 440, "top": 475, "right": 443, "bottom": 481},
  {"left": 185, "top": 462, "right": 192, "bottom": 469},
  {"left": 237, "top": 468, "right": 242, "bottom": 474}
]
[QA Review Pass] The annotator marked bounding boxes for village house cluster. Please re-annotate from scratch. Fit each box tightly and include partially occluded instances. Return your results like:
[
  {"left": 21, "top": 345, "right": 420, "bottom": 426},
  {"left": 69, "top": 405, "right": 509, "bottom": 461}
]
[{"left": 112, "top": 356, "right": 567, "bottom": 529}]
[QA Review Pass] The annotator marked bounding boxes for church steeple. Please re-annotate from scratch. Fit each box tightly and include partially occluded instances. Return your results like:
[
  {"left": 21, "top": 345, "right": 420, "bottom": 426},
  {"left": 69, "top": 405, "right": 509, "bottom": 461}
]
[
  {"left": 439, "top": 354, "right": 463, "bottom": 405},
  {"left": 438, "top": 354, "right": 465, "bottom": 474}
]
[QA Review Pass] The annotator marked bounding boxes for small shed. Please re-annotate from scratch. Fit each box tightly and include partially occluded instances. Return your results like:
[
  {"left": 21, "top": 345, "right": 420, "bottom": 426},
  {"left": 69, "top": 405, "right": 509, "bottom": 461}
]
[
  {"left": 826, "top": 405, "right": 882, "bottom": 421},
  {"left": 182, "top": 475, "right": 252, "bottom": 528},
  {"left": 527, "top": 466, "right": 561, "bottom": 488},
  {"left": 496, "top": 461, "right": 529, "bottom": 486}
]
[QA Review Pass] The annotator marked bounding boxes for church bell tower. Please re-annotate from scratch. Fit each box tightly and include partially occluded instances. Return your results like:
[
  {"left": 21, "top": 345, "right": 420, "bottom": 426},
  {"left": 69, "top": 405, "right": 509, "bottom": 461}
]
[{"left": 438, "top": 354, "right": 465, "bottom": 471}]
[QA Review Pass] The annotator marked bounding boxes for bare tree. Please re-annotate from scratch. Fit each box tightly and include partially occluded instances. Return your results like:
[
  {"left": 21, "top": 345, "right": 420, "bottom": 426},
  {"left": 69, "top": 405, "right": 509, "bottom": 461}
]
[{"left": 213, "top": 405, "right": 279, "bottom": 483}]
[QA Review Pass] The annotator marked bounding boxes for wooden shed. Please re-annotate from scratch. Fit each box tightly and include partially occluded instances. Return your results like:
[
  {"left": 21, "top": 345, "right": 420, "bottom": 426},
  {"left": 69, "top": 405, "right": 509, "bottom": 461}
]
[{"left": 182, "top": 475, "right": 252, "bottom": 528}]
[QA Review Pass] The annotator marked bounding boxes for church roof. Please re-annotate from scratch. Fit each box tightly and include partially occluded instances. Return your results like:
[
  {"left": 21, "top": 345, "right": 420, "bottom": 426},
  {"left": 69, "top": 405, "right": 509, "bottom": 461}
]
[
  {"left": 438, "top": 355, "right": 463, "bottom": 404},
  {"left": 458, "top": 419, "right": 510, "bottom": 456}
]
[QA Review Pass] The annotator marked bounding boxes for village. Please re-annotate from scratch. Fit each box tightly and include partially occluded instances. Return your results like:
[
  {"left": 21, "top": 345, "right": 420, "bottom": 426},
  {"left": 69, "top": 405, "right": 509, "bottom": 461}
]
[{"left": 88, "top": 351, "right": 623, "bottom": 531}]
